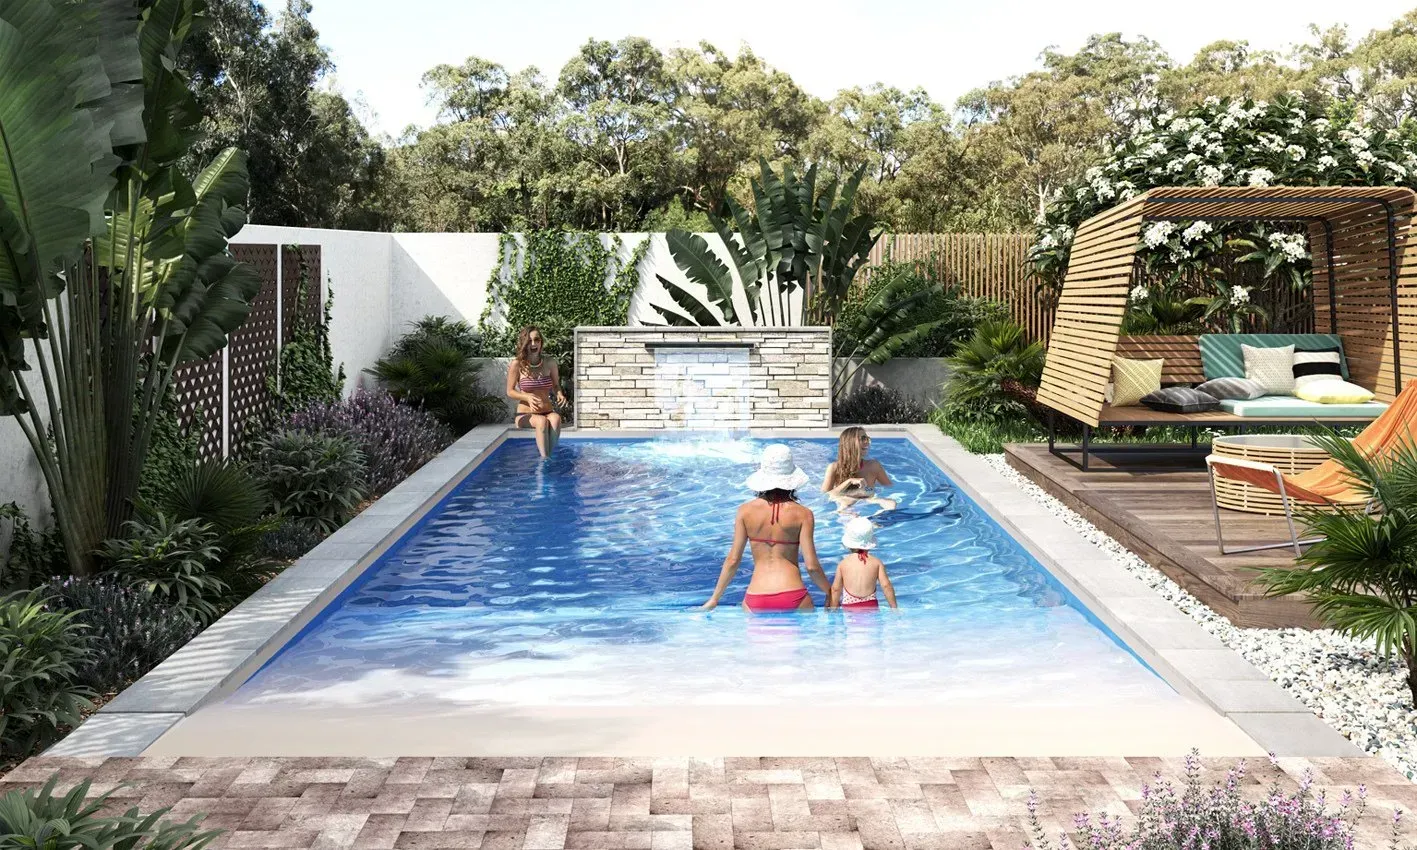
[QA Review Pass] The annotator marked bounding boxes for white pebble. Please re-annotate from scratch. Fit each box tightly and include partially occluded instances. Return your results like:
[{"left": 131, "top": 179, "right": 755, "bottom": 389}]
[{"left": 981, "top": 453, "right": 1417, "bottom": 781}]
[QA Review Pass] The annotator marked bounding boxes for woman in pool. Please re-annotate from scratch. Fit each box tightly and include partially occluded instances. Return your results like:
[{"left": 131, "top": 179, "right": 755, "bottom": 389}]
[
  {"left": 702, "top": 444, "right": 831, "bottom": 612},
  {"left": 822, "top": 427, "right": 896, "bottom": 513},
  {"left": 505, "top": 325, "right": 567, "bottom": 458}
]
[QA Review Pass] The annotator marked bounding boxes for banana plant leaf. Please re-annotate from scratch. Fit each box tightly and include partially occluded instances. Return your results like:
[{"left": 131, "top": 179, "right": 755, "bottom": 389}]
[
  {"left": 653, "top": 274, "right": 724, "bottom": 327},
  {"left": 665, "top": 229, "right": 737, "bottom": 323}
]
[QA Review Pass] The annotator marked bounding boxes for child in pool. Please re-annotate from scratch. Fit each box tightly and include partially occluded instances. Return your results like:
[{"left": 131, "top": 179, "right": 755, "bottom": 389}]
[
  {"left": 829, "top": 517, "right": 898, "bottom": 610},
  {"left": 822, "top": 426, "right": 896, "bottom": 514}
]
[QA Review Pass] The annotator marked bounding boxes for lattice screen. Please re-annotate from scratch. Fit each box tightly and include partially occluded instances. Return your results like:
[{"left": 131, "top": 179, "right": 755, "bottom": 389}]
[{"left": 168, "top": 243, "right": 323, "bottom": 459}]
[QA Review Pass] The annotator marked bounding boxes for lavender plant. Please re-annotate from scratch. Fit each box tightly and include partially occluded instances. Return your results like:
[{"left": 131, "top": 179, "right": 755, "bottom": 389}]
[
  {"left": 1026, "top": 751, "right": 1405, "bottom": 850},
  {"left": 282, "top": 389, "right": 453, "bottom": 497},
  {"left": 43, "top": 578, "right": 200, "bottom": 692}
]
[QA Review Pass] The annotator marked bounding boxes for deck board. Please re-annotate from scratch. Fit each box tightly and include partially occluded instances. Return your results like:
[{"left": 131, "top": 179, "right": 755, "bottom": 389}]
[{"left": 1004, "top": 443, "right": 1322, "bottom": 629}]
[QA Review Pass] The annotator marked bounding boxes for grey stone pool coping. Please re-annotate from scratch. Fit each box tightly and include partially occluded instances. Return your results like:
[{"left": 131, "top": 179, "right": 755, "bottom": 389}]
[{"left": 45, "top": 424, "right": 1360, "bottom": 759}]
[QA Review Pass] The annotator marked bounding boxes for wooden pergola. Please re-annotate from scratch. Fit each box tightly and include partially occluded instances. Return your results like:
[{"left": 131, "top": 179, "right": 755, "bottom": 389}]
[{"left": 1037, "top": 186, "right": 1417, "bottom": 428}]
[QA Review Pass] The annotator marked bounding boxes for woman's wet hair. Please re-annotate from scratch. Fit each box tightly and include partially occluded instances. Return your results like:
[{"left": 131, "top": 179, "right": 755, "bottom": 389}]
[
  {"left": 756, "top": 488, "right": 798, "bottom": 502},
  {"left": 835, "top": 426, "right": 867, "bottom": 481}
]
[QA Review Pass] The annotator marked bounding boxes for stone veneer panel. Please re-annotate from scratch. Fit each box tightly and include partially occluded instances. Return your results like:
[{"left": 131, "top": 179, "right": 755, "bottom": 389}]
[{"left": 573, "top": 326, "right": 832, "bottom": 429}]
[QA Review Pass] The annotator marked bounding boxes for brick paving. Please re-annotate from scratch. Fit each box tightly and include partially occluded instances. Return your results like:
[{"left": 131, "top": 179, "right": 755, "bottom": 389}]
[{"left": 3, "top": 756, "right": 1413, "bottom": 849}]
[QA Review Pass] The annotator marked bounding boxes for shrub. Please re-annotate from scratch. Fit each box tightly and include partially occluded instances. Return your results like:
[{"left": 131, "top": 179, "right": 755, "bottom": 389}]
[
  {"left": 929, "top": 407, "right": 1045, "bottom": 454},
  {"left": 255, "top": 520, "right": 328, "bottom": 562},
  {"left": 271, "top": 265, "right": 345, "bottom": 413},
  {"left": 0, "top": 774, "right": 220, "bottom": 850},
  {"left": 156, "top": 460, "right": 279, "bottom": 602},
  {"left": 835, "top": 261, "right": 1009, "bottom": 359},
  {"left": 254, "top": 430, "right": 367, "bottom": 534},
  {"left": 1026, "top": 752, "right": 1392, "bottom": 850},
  {"left": 0, "top": 502, "right": 61, "bottom": 591},
  {"left": 43, "top": 578, "right": 199, "bottom": 692},
  {"left": 833, "top": 386, "right": 928, "bottom": 424},
  {"left": 99, "top": 515, "right": 227, "bottom": 625},
  {"left": 283, "top": 389, "right": 454, "bottom": 497},
  {"left": 368, "top": 316, "right": 504, "bottom": 434},
  {"left": 942, "top": 320, "right": 1046, "bottom": 425},
  {"left": 138, "top": 382, "right": 205, "bottom": 509},
  {"left": 0, "top": 590, "right": 92, "bottom": 757}
]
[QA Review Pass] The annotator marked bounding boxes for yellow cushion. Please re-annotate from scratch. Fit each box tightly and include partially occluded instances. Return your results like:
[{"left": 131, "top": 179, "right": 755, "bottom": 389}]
[
  {"left": 1110, "top": 356, "right": 1163, "bottom": 407},
  {"left": 1294, "top": 379, "right": 1375, "bottom": 404}
]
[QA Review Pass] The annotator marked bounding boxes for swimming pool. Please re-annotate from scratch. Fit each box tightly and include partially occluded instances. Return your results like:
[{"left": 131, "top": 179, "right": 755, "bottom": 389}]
[{"left": 230, "top": 436, "right": 1175, "bottom": 709}]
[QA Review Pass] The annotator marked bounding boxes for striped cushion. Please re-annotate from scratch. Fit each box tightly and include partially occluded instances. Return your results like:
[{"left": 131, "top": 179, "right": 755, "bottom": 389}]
[
  {"left": 1110, "top": 356, "right": 1163, "bottom": 407},
  {"left": 1293, "top": 347, "right": 1343, "bottom": 388}
]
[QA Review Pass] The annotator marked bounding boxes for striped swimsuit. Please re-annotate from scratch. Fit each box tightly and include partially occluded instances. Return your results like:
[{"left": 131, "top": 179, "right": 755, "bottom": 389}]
[{"left": 518, "top": 372, "right": 554, "bottom": 393}]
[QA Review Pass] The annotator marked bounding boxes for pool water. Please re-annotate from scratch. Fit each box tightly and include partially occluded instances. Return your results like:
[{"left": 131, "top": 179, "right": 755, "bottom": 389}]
[{"left": 232, "top": 437, "right": 1175, "bottom": 709}]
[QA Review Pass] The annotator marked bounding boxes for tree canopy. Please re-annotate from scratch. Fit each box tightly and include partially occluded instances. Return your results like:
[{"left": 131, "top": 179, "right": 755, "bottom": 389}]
[{"left": 180, "top": 5, "right": 1417, "bottom": 235}]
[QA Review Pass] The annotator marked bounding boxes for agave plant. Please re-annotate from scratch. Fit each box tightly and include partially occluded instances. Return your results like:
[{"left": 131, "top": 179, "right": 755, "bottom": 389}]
[
  {"left": 649, "top": 159, "right": 880, "bottom": 327},
  {"left": 368, "top": 318, "right": 504, "bottom": 434},
  {"left": 1256, "top": 433, "right": 1417, "bottom": 705},
  {"left": 0, "top": 0, "right": 260, "bottom": 574}
]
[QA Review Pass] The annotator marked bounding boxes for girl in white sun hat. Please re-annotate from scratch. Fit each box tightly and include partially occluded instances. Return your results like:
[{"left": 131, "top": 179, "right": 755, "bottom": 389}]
[
  {"left": 702, "top": 444, "right": 831, "bottom": 612},
  {"left": 830, "top": 516, "right": 898, "bottom": 610}
]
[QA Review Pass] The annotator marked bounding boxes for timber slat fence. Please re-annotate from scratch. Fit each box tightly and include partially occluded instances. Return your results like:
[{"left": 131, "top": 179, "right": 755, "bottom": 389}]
[{"left": 865, "top": 233, "right": 1051, "bottom": 342}]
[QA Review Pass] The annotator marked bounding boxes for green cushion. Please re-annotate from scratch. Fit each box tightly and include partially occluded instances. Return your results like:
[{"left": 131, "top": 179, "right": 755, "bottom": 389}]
[
  {"left": 1199, "top": 334, "right": 1349, "bottom": 381},
  {"left": 1217, "top": 395, "right": 1386, "bottom": 418}
]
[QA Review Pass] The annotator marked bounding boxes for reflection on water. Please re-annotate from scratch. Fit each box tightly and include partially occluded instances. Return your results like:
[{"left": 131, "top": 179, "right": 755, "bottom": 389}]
[{"left": 231, "top": 438, "right": 1174, "bottom": 709}]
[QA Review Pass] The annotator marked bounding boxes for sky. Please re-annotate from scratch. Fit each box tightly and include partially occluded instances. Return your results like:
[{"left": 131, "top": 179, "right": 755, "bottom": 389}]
[{"left": 308, "top": 0, "right": 1415, "bottom": 138}]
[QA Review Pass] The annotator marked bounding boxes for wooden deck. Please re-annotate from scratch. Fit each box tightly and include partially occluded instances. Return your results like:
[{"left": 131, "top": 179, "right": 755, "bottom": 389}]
[{"left": 1004, "top": 443, "right": 1322, "bottom": 629}]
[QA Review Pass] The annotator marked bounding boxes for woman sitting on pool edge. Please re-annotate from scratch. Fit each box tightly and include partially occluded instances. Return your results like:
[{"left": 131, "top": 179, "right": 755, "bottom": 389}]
[
  {"left": 505, "top": 325, "right": 567, "bottom": 459},
  {"left": 702, "top": 444, "right": 831, "bottom": 612},
  {"left": 822, "top": 427, "right": 896, "bottom": 513}
]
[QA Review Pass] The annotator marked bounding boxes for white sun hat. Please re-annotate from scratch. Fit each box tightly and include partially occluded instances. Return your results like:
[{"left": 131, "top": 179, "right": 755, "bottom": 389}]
[
  {"left": 841, "top": 516, "right": 878, "bottom": 551},
  {"left": 743, "top": 444, "right": 811, "bottom": 492}
]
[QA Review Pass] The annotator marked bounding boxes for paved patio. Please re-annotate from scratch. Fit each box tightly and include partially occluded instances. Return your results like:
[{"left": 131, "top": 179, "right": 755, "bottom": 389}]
[{"left": 3, "top": 755, "right": 1411, "bottom": 849}]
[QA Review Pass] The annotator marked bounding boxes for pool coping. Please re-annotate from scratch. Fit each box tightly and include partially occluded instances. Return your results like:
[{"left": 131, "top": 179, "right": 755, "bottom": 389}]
[{"left": 45, "top": 425, "right": 1360, "bottom": 759}]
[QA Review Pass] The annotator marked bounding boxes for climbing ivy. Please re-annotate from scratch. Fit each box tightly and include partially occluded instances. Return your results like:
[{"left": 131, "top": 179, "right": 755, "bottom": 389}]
[
  {"left": 269, "top": 257, "right": 345, "bottom": 413},
  {"left": 479, "top": 231, "right": 651, "bottom": 360}
]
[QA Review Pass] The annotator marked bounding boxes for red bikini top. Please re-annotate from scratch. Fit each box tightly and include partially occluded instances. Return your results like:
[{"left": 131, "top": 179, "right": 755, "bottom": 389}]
[{"left": 747, "top": 500, "right": 796, "bottom": 546}]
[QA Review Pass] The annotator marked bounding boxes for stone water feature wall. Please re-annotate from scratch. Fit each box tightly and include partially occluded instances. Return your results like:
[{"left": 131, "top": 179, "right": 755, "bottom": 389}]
[{"left": 573, "top": 327, "right": 832, "bottom": 429}]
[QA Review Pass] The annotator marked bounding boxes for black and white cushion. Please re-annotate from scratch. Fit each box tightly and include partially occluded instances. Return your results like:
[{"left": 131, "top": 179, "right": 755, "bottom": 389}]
[
  {"left": 1140, "top": 387, "right": 1221, "bottom": 413},
  {"left": 1293, "top": 347, "right": 1343, "bottom": 389},
  {"left": 1195, "top": 376, "right": 1266, "bottom": 400}
]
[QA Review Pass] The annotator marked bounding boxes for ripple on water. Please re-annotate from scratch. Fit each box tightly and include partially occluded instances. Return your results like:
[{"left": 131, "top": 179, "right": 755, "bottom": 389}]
[{"left": 233, "top": 437, "right": 1175, "bottom": 709}]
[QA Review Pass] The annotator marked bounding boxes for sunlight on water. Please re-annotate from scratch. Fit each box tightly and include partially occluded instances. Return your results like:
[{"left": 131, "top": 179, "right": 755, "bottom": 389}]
[{"left": 231, "top": 438, "right": 1177, "bottom": 710}]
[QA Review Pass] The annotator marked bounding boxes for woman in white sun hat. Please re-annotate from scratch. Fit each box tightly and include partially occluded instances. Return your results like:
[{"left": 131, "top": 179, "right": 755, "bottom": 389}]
[
  {"left": 829, "top": 516, "right": 897, "bottom": 610},
  {"left": 702, "top": 444, "right": 831, "bottom": 612}
]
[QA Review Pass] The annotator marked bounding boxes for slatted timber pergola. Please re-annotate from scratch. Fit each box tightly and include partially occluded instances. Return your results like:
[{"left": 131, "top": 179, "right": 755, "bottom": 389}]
[{"left": 1037, "top": 186, "right": 1417, "bottom": 432}]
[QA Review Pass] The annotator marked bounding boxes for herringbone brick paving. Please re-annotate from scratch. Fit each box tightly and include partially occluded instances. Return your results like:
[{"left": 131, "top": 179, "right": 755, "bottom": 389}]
[{"left": 3, "top": 756, "right": 1413, "bottom": 849}]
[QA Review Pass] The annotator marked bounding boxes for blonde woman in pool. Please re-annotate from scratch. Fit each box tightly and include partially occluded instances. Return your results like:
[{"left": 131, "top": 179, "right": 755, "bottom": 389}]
[
  {"left": 822, "top": 427, "right": 896, "bottom": 514},
  {"left": 506, "top": 325, "right": 567, "bottom": 458}
]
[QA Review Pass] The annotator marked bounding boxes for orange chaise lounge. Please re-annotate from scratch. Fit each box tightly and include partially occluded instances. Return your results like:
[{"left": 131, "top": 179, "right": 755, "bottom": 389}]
[{"left": 1204, "top": 381, "right": 1417, "bottom": 556}]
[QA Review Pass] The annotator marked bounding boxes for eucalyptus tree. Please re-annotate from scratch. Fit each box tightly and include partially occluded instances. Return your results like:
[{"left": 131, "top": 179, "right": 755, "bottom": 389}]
[{"left": 0, "top": 0, "right": 259, "bottom": 575}]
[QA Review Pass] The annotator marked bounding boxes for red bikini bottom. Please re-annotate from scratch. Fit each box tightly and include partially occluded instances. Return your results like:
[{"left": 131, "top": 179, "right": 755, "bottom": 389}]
[
  {"left": 744, "top": 588, "right": 810, "bottom": 611},
  {"left": 842, "top": 599, "right": 879, "bottom": 610}
]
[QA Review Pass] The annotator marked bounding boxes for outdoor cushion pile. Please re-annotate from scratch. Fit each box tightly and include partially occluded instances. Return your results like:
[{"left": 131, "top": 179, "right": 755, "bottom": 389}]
[{"left": 1108, "top": 333, "right": 1390, "bottom": 419}]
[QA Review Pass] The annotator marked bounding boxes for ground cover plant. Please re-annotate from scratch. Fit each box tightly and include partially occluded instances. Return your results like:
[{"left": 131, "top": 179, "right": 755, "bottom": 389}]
[
  {"left": 0, "top": 590, "right": 92, "bottom": 759},
  {"left": 834, "top": 386, "right": 928, "bottom": 424},
  {"left": 0, "top": 775, "right": 220, "bottom": 850},
  {"left": 286, "top": 389, "right": 454, "bottom": 497}
]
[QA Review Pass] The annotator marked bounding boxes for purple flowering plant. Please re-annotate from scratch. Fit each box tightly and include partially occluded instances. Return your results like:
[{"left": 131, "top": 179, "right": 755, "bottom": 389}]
[
  {"left": 1026, "top": 751, "right": 1406, "bottom": 850},
  {"left": 282, "top": 389, "right": 453, "bottom": 498}
]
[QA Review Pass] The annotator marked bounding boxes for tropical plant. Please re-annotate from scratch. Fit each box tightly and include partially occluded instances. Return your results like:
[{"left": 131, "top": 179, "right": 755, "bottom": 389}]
[
  {"left": 369, "top": 317, "right": 504, "bottom": 434},
  {"left": 283, "top": 389, "right": 453, "bottom": 497},
  {"left": 831, "top": 271, "right": 948, "bottom": 396},
  {"left": 0, "top": 589, "right": 92, "bottom": 757},
  {"left": 155, "top": 459, "right": 279, "bottom": 601},
  {"left": 0, "top": 0, "right": 260, "bottom": 576},
  {"left": 833, "top": 386, "right": 928, "bottom": 425},
  {"left": 0, "top": 775, "right": 220, "bottom": 850},
  {"left": 0, "top": 503, "right": 60, "bottom": 592},
  {"left": 44, "top": 577, "right": 199, "bottom": 692},
  {"left": 649, "top": 159, "right": 880, "bottom": 327},
  {"left": 835, "top": 261, "right": 1008, "bottom": 359},
  {"left": 254, "top": 430, "right": 367, "bottom": 534},
  {"left": 1256, "top": 432, "right": 1417, "bottom": 706},
  {"left": 1026, "top": 751, "right": 1390, "bottom": 850},
  {"left": 1120, "top": 295, "right": 1208, "bottom": 335},
  {"left": 255, "top": 520, "right": 327, "bottom": 562},
  {"left": 100, "top": 515, "right": 227, "bottom": 625},
  {"left": 943, "top": 321, "right": 1047, "bottom": 424}
]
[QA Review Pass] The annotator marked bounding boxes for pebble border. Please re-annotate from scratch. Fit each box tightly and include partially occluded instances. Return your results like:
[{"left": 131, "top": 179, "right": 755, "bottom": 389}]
[{"left": 983, "top": 452, "right": 1417, "bottom": 781}]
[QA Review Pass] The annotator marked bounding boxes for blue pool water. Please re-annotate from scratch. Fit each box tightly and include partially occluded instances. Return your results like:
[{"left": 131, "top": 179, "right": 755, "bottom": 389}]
[{"left": 231, "top": 437, "right": 1174, "bottom": 708}]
